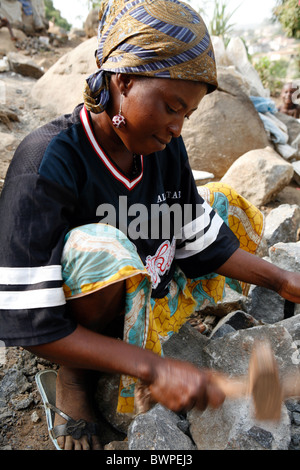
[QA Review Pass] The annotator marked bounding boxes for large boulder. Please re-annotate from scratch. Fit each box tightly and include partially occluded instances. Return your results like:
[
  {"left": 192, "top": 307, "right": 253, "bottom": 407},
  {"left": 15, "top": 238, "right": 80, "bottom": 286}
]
[
  {"left": 226, "top": 37, "right": 270, "bottom": 97},
  {"left": 182, "top": 70, "right": 269, "bottom": 179},
  {"left": 31, "top": 37, "right": 98, "bottom": 115},
  {"left": 220, "top": 146, "right": 294, "bottom": 207},
  {"left": 212, "top": 36, "right": 270, "bottom": 98}
]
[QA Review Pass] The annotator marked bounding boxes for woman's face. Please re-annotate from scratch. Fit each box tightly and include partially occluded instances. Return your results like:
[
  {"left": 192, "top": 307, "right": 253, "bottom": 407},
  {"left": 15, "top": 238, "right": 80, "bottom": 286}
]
[{"left": 111, "top": 75, "right": 208, "bottom": 156}]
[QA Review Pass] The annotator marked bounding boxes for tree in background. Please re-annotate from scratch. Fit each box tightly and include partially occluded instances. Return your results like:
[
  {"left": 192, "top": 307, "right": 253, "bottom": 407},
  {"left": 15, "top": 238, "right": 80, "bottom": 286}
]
[
  {"left": 192, "top": 0, "right": 240, "bottom": 42},
  {"left": 208, "top": 0, "right": 240, "bottom": 40},
  {"left": 86, "top": 1, "right": 103, "bottom": 10},
  {"left": 44, "top": 0, "right": 72, "bottom": 31},
  {"left": 273, "top": 0, "right": 300, "bottom": 39}
]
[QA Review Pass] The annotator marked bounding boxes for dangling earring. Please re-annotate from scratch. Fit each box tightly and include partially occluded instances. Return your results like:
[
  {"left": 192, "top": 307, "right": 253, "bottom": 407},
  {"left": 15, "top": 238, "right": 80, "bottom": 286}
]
[{"left": 112, "top": 93, "right": 126, "bottom": 128}]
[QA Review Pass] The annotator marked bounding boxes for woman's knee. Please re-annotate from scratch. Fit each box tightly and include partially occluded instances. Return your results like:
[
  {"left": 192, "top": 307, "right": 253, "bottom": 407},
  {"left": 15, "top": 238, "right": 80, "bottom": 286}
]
[{"left": 66, "top": 280, "right": 126, "bottom": 332}]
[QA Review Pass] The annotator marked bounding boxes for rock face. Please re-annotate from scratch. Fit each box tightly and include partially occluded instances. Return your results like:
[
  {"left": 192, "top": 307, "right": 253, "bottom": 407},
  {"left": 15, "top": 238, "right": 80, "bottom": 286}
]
[
  {"left": 31, "top": 37, "right": 98, "bottom": 115},
  {"left": 181, "top": 71, "right": 269, "bottom": 179},
  {"left": 221, "top": 146, "right": 294, "bottom": 206}
]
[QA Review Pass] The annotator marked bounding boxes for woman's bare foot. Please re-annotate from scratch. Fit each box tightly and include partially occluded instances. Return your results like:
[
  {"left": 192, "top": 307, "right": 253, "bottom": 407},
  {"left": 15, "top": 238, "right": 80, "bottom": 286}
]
[{"left": 54, "top": 366, "right": 102, "bottom": 450}]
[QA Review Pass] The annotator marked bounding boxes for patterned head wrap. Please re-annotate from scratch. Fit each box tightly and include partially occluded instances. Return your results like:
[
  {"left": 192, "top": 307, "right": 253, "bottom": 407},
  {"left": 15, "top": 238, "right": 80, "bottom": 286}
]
[{"left": 83, "top": 0, "right": 218, "bottom": 114}]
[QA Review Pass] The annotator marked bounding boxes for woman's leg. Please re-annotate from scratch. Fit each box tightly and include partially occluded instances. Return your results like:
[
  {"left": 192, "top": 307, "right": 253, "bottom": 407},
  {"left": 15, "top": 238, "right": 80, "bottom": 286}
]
[{"left": 55, "top": 280, "right": 126, "bottom": 450}]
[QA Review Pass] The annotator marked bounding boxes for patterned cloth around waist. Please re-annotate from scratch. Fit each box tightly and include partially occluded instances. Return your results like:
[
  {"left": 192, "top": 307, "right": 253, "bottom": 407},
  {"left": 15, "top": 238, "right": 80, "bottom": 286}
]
[{"left": 61, "top": 183, "right": 264, "bottom": 414}]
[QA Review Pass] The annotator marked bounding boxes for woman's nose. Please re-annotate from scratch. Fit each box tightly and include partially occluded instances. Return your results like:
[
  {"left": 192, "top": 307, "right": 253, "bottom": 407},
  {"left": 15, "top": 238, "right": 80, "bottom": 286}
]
[{"left": 168, "top": 118, "right": 184, "bottom": 138}]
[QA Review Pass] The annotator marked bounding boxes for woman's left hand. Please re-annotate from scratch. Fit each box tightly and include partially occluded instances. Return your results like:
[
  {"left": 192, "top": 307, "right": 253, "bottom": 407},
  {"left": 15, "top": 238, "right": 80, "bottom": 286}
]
[
  {"left": 216, "top": 248, "right": 300, "bottom": 304},
  {"left": 276, "top": 270, "right": 300, "bottom": 304}
]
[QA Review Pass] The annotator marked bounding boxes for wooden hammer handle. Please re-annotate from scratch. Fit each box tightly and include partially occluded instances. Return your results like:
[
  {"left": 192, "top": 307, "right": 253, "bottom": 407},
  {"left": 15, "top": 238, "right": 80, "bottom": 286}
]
[{"left": 210, "top": 372, "right": 248, "bottom": 399}]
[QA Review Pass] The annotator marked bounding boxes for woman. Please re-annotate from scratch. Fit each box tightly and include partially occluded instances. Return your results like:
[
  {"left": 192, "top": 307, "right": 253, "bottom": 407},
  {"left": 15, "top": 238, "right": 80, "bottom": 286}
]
[{"left": 1, "top": 0, "right": 300, "bottom": 450}]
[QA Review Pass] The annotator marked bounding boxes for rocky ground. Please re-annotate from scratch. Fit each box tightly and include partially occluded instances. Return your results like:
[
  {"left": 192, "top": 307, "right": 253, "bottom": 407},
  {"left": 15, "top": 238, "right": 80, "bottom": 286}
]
[{"left": 1, "top": 37, "right": 300, "bottom": 452}]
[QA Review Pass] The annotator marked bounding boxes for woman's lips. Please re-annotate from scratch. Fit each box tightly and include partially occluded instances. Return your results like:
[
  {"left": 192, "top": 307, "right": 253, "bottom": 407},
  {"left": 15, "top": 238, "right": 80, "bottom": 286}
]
[{"left": 154, "top": 136, "right": 170, "bottom": 146}]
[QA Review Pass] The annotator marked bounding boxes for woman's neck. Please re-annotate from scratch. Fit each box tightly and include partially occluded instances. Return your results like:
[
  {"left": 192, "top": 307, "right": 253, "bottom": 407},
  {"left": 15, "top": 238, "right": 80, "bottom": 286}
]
[{"left": 90, "top": 111, "right": 137, "bottom": 176}]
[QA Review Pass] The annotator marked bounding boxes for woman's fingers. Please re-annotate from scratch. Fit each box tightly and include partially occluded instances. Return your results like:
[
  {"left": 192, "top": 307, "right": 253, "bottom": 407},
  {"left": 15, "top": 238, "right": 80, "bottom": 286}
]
[{"left": 148, "top": 360, "right": 226, "bottom": 413}]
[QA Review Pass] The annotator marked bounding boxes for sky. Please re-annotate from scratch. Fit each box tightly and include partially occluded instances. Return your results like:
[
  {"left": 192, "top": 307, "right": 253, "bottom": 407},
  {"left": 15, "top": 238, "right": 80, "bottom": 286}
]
[{"left": 52, "top": 0, "right": 277, "bottom": 30}]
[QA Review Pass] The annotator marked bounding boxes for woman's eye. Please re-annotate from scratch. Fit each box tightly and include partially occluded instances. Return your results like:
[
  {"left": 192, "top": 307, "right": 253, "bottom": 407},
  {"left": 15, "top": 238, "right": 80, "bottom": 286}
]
[{"left": 167, "top": 105, "right": 177, "bottom": 114}]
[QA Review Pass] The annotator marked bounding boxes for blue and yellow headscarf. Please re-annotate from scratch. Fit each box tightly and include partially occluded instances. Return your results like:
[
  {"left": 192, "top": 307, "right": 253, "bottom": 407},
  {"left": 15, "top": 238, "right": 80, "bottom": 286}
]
[{"left": 83, "top": 0, "right": 218, "bottom": 114}]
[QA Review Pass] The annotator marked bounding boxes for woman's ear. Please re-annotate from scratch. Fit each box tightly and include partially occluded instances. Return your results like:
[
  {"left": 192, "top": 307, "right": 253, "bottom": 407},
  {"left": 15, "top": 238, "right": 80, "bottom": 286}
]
[{"left": 115, "top": 73, "right": 134, "bottom": 95}]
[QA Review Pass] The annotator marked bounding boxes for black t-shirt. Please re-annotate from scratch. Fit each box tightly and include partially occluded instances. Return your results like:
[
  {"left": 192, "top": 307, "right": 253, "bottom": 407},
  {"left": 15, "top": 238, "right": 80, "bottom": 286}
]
[{"left": 0, "top": 104, "right": 239, "bottom": 346}]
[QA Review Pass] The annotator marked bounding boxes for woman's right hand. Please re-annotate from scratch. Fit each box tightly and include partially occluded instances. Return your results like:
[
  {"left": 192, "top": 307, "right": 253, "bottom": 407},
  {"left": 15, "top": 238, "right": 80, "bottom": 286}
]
[{"left": 147, "top": 357, "right": 226, "bottom": 413}]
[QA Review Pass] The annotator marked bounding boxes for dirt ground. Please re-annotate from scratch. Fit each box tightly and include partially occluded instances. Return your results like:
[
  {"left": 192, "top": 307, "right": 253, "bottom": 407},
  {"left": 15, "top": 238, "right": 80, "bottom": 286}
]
[
  {"left": 1, "top": 36, "right": 300, "bottom": 452},
  {"left": 0, "top": 347, "right": 124, "bottom": 451}
]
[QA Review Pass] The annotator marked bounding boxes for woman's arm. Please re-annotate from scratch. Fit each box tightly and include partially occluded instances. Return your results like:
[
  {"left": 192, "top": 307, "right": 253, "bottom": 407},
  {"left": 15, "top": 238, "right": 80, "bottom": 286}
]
[
  {"left": 216, "top": 247, "right": 300, "bottom": 303},
  {"left": 27, "top": 324, "right": 225, "bottom": 412}
]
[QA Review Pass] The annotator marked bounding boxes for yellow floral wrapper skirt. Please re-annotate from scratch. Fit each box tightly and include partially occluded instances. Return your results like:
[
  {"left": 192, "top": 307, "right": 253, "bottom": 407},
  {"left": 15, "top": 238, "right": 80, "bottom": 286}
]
[{"left": 61, "top": 183, "right": 264, "bottom": 414}]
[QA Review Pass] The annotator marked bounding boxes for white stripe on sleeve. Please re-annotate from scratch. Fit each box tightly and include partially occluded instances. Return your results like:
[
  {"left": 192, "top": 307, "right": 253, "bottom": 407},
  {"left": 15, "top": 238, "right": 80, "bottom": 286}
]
[
  {"left": 0, "top": 266, "right": 62, "bottom": 285},
  {"left": 0, "top": 288, "right": 66, "bottom": 310},
  {"left": 175, "top": 213, "right": 223, "bottom": 259}
]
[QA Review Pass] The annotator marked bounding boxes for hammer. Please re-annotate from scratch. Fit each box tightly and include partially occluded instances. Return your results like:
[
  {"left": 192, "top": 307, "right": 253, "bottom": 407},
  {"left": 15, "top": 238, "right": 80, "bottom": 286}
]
[
  {"left": 135, "top": 341, "right": 300, "bottom": 421},
  {"left": 211, "top": 341, "right": 284, "bottom": 421}
]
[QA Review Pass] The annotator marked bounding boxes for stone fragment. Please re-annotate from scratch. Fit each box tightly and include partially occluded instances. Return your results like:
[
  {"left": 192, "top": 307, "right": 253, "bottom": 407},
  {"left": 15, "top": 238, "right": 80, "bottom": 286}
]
[
  {"left": 209, "top": 310, "right": 260, "bottom": 338},
  {"left": 7, "top": 52, "right": 44, "bottom": 79}
]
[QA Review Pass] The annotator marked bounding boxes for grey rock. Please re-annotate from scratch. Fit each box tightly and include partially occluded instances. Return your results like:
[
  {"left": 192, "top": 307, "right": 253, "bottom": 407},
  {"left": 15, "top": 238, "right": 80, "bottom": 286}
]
[
  {"left": 278, "top": 314, "right": 300, "bottom": 342},
  {"left": 95, "top": 373, "right": 133, "bottom": 434},
  {"left": 210, "top": 323, "right": 236, "bottom": 339},
  {"left": 221, "top": 146, "right": 294, "bottom": 207},
  {"left": 264, "top": 204, "right": 300, "bottom": 247},
  {"left": 203, "top": 323, "right": 296, "bottom": 376},
  {"left": 269, "top": 241, "right": 300, "bottom": 272},
  {"left": 248, "top": 285, "right": 285, "bottom": 324},
  {"left": 189, "top": 398, "right": 290, "bottom": 450},
  {"left": 11, "top": 393, "right": 34, "bottom": 410},
  {"left": 104, "top": 440, "right": 129, "bottom": 450},
  {"left": 163, "top": 323, "right": 208, "bottom": 369},
  {"left": 209, "top": 310, "right": 260, "bottom": 339},
  {"left": 128, "top": 404, "right": 196, "bottom": 450},
  {"left": 0, "top": 369, "right": 31, "bottom": 402},
  {"left": 0, "top": 407, "right": 13, "bottom": 421},
  {"left": 292, "top": 411, "right": 300, "bottom": 425}
]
